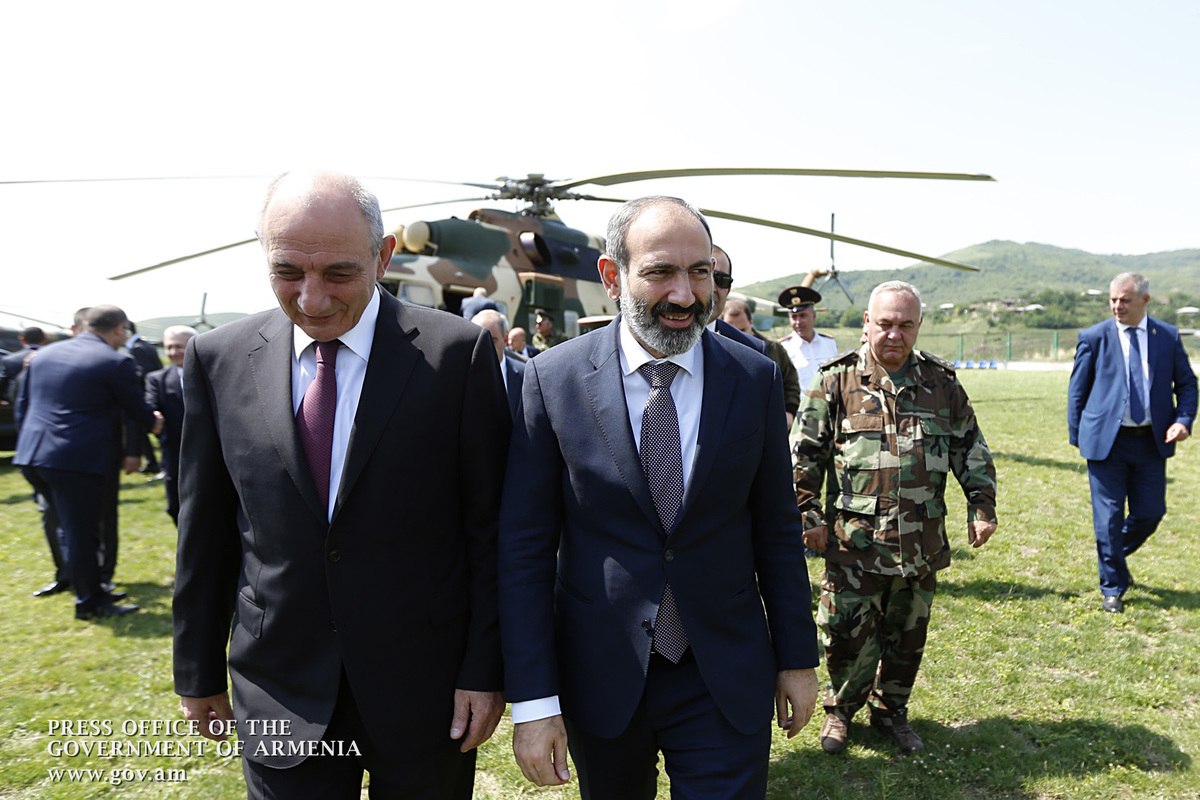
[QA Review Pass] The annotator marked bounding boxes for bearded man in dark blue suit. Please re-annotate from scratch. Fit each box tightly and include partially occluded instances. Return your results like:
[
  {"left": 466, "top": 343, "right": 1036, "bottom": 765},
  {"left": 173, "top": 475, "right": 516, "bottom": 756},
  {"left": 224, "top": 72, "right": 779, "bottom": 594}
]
[
  {"left": 499, "top": 197, "right": 818, "bottom": 799},
  {"left": 1069, "top": 272, "right": 1196, "bottom": 613}
]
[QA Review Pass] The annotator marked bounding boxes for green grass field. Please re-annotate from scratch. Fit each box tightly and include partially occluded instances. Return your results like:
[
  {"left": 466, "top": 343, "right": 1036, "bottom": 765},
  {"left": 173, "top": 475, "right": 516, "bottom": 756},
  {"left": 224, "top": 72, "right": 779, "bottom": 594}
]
[{"left": 1, "top": 370, "right": 1197, "bottom": 799}]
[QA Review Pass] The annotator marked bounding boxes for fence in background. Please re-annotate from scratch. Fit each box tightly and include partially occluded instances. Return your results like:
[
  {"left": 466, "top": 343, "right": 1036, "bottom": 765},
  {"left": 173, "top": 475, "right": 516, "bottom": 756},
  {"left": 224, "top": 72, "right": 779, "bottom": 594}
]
[{"left": 769, "top": 327, "right": 1200, "bottom": 364}]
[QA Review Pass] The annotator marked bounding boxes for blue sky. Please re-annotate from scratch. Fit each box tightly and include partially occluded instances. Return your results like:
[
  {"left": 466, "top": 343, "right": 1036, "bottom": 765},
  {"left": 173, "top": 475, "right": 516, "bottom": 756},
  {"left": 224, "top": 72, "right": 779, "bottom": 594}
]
[{"left": 2, "top": 0, "right": 1196, "bottom": 327}]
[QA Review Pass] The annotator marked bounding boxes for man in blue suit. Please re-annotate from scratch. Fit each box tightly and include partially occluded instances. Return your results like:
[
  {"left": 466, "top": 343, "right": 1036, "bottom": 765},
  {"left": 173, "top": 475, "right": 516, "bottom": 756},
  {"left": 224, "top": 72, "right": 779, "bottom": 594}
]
[
  {"left": 1068, "top": 272, "right": 1197, "bottom": 613},
  {"left": 499, "top": 197, "right": 818, "bottom": 799},
  {"left": 145, "top": 325, "right": 196, "bottom": 523},
  {"left": 15, "top": 305, "right": 161, "bottom": 619}
]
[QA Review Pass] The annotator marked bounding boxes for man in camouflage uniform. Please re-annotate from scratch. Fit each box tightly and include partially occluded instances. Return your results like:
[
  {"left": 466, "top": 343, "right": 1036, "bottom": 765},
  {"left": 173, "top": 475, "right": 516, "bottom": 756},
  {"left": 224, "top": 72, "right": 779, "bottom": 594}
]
[
  {"left": 793, "top": 280, "right": 997, "bottom": 755},
  {"left": 531, "top": 309, "right": 567, "bottom": 351}
]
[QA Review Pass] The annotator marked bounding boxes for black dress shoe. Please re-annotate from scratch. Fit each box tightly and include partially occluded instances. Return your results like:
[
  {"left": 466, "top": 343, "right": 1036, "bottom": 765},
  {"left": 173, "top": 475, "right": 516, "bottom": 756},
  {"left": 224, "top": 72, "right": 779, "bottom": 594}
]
[
  {"left": 33, "top": 580, "right": 71, "bottom": 597},
  {"left": 1102, "top": 596, "right": 1124, "bottom": 613},
  {"left": 76, "top": 603, "right": 140, "bottom": 621},
  {"left": 99, "top": 582, "right": 128, "bottom": 600}
]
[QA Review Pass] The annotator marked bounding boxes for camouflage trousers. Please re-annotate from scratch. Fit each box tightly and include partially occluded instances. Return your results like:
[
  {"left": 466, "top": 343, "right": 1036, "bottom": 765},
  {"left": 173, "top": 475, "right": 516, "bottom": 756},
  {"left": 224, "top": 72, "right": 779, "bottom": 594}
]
[{"left": 817, "top": 563, "right": 937, "bottom": 727}]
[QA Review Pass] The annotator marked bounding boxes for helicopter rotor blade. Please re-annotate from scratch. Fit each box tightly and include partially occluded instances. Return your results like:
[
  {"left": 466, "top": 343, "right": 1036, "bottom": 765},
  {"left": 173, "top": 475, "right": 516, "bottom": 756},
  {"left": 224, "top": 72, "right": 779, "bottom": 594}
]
[
  {"left": 107, "top": 196, "right": 496, "bottom": 281},
  {"left": 380, "top": 196, "right": 493, "bottom": 214},
  {"left": 558, "top": 167, "right": 995, "bottom": 190},
  {"left": 108, "top": 239, "right": 258, "bottom": 280},
  {"left": 698, "top": 207, "right": 981, "bottom": 271}
]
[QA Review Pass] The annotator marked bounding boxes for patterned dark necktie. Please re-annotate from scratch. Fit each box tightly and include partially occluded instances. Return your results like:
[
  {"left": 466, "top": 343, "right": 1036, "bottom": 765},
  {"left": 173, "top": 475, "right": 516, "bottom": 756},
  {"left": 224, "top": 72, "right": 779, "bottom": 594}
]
[
  {"left": 297, "top": 340, "right": 339, "bottom": 513},
  {"left": 1125, "top": 328, "right": 1146, "bottom": 425},
  {"left": 638, "top": 361, "right": 688, "bottom": 663}
]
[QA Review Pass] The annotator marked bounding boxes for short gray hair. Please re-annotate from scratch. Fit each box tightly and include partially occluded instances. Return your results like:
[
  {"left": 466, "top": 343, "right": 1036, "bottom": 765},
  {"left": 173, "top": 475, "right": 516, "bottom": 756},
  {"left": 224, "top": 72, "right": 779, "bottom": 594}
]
[
  {"left": 1111, "top": 272, "right": 1150, "bottom": 297},
  {"left": 868, "top": 281, "right": 924, "bottom": 320},
  {"left": 257, "top": 171, "right": 385, "bottom": 254},
  {"left": 604, "top": 196, "right": 711, "bottom": 273},
  {"left": 163, "top": 325, "right": 198, "bottom": 342},
  {"left": 471, "top": 308, "right": 509, "bottom": 336}
]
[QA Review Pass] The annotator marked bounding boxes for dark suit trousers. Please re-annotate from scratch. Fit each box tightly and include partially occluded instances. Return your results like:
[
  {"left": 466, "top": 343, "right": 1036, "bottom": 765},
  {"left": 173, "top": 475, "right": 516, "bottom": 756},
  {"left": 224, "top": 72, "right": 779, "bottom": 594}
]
[
  {"left": 26, "top": 467, "right": 107, "bottom": 609},
  {"left": 99, "top": 459, "right": 120, "bottom": 584},
  {"left": 242, "top": 670, "right": 476, "bottom": 800},
  {"left": 1088, "top": 428, "right": 1166, "bottom": 597},
  {"left": 564, "top": 651, "right": 771, "bottom": 800},
  {"left": 20, "top": 468, "right": 66, "bottom": 583}
]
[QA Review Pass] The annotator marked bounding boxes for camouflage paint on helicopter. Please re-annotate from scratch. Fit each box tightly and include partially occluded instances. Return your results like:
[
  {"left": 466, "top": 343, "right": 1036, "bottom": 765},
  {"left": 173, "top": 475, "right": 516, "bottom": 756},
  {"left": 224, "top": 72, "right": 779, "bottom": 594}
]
[{"left": 382, "top": 208, "right": 617, "bottom": 338}]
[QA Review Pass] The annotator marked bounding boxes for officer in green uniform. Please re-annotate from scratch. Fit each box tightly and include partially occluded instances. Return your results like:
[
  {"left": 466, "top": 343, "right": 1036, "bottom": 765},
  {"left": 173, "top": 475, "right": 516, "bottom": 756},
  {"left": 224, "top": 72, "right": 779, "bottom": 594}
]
[
  {"left": 793, "top": 280, "right": 997, "bottom": 755},
  {"left": 531, "top": 309, "right": 567, "bottom": 351}
]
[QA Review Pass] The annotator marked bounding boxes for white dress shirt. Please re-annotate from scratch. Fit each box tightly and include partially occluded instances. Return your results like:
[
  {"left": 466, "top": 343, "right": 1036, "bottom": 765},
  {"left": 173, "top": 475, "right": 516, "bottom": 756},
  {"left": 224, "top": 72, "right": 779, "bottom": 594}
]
[
  {"left": 1116, "top": 317, "right": 1152, "bottom": 427},
  {"left": 510, "top": 319, "right": 707, "bottom": 725},
  {"left": 290, "top": 288, "right": 381, "bottom": 521},
  {"left": 780, "top": 330, "right": 839, "bottom": 394}
]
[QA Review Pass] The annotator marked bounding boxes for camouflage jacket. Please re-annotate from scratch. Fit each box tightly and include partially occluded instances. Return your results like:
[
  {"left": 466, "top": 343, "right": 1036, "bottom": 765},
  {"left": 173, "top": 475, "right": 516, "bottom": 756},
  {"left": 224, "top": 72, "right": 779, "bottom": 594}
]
[
  {"left": 793, "top": 345, "right": 997, "bottom": 577},
  {"left": 532, "top": 330, "right": 568, "bottom": 351}
]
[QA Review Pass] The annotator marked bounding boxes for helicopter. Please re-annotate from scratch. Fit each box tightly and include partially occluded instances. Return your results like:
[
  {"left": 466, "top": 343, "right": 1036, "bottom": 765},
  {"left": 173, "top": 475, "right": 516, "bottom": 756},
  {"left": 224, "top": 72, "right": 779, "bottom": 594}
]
[{"left": 104, "top": 167, "right": 994, "bottom": 338}]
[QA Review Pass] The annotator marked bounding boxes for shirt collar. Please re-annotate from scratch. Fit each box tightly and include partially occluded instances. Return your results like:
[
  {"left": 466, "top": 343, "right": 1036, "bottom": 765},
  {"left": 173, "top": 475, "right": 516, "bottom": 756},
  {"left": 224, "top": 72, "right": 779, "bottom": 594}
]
[
  {"left": 1117, "top": 317, "right": 1148, "bottom": 335},
  {"left": 618, "top": 317, "right": 700, "bottom": 378},
  {"left": 292, "top": 287, "right": 381, "bottom": 363}
]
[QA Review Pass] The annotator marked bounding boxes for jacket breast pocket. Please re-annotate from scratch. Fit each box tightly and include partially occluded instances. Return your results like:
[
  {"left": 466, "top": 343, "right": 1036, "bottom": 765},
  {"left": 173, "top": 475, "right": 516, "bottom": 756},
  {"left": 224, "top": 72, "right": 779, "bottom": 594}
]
[
  {"left": 919, "top": 417, "right": 951, "bottom": 474},
  {"left": 839, "top": 413, "right": 884, "bottom": 470}
]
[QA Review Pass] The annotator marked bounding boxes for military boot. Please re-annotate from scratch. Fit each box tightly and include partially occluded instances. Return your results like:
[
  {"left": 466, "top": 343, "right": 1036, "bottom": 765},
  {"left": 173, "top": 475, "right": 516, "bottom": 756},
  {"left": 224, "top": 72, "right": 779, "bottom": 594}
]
[{"left": 819, "top": 714, "right": 850, "bottom": 754}]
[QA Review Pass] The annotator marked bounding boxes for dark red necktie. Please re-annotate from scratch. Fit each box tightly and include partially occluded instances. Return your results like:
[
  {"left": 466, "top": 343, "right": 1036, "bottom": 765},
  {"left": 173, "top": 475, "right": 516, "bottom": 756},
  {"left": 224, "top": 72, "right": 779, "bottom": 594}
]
[{"left": 297, "top": 340, "right": 339, "bottom": 512}]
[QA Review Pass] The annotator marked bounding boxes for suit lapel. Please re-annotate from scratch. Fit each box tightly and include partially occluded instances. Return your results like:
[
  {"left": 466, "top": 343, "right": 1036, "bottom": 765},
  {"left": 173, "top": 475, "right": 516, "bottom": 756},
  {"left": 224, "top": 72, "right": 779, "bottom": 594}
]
[
  {"left": 680, "top": 331, "right": 733, "bottom": 520},
  {"left": 1145, "top": 317, "right": 1162, "bottom": 388},
  {"left": 333, "top": 292, "right": 420, "bottom": 520},
  {"left": 247, "top": 311, "right": 326, "bottom": 523},
  {"left": 581, "top": 317, "right": 661, "bottom": 533}
]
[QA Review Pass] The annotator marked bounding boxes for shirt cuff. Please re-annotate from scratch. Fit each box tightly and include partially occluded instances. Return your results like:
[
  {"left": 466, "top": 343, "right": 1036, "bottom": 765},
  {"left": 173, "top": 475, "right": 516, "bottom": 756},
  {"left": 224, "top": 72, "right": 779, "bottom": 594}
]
[{"left": 511, "top": 696, "right": 562, "bottom": 724}]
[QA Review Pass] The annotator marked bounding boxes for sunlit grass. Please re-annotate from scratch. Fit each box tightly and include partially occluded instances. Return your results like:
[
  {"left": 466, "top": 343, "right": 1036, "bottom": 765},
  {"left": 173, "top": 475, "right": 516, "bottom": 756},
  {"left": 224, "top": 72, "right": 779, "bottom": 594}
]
[{"left": 1, "top": 370, "right": 1197, "bottom": 798}]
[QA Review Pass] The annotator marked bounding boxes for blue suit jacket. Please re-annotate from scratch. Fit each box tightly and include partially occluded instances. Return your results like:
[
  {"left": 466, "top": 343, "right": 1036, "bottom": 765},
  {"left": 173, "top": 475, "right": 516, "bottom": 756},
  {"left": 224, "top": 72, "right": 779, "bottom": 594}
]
[
  {"left": 502, "top": 353, "right": 525, "bottom": 419},
  {"left": 1068, "top": 316, "right": 1197, "bottom": 461},
  {"left": 14, "top": 334, "right": 155, "bottom": 476},
  {"left": 146, "top": 365, "right": 185, "bottom": 478},
  {"left": 498, "top": 318, "right": 817, "bottom": 738}
]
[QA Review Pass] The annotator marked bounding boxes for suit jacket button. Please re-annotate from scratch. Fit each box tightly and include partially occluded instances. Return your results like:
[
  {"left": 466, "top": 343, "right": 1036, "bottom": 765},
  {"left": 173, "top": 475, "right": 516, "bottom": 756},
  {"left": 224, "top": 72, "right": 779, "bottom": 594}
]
[
  {"left": 328, "top": 549, "right": 341, "bottom": 563},
  {"left": 664, "top": 550, "right": 674, "bottom": 562}
]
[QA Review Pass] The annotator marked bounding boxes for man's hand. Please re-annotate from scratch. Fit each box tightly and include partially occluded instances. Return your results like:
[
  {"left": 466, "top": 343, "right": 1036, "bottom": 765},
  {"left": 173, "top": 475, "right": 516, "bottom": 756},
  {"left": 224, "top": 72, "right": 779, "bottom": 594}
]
[
  {"left": 151, "top": 410, "right": 165, "bottom": 436},
  {"left": 513, "top": 715, "right": 571, "bottom": 786},
  {"left": 449, "top": 689, "right": 503, "bottom": 752},
  {"left": 180, "top": 693, "right": 235, "bottom": 741},
  {"left": 968, "top": 520, "right": 997, "bottom": 547},
  {"left": 1165, "top": 423, "right": 1191, "bottom": 444},
  {"left": 775, "top": 668, "right": 818, "bottom": 738},
  {"left": 122, "top": 456, "right": 141, "bottom": 475},
  {"left": 802, "top": 525, "right": 828, "bottom": 552}
]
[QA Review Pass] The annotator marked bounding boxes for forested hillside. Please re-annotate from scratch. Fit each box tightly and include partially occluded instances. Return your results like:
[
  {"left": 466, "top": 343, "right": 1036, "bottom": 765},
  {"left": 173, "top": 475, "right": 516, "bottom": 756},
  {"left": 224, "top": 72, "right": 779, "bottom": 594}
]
[{"left": 741, "top": 241, "right": 1200, "bottom": 317}]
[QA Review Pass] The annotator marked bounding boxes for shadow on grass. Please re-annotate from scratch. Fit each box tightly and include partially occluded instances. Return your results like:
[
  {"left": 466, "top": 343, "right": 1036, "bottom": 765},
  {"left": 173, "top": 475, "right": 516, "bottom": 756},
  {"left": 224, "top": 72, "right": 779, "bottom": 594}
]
[
  {"left": 937, "top": 577, "right": 1079, "bottom": 603},
  {"left": 1131, "top": 583, "right": 1200, "bottom": 612},
  {"left": 79, "top": 581, "right": 174, "bottom": 638},
  {"left": 992, "top": 451, "right": 1087, "bottom": 474},
  {"left": 769, "top": 715, "right": 1189, "bottom": 800}
]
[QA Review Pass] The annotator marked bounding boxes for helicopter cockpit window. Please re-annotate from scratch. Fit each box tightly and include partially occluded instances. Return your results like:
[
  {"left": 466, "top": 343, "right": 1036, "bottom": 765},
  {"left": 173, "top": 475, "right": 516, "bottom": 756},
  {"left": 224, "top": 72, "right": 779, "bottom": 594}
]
[{"left": 399, "top": 283, "right": 436, "bottom": 308}]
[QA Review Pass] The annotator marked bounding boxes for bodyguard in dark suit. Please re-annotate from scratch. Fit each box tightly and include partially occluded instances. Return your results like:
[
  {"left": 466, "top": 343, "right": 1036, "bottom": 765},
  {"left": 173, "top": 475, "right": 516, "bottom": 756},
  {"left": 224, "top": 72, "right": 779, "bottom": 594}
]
[
  {"left": 14, "top": 306, "right": 159, "bottom": 619},
  {"left": 0, "top": 326, "right": 46, "bottom": 402},
  {"left": 471, "top": 309, "right": 525, "bottom": 419},
  {"left": 145, "top": 325, "right": 195, "bottom": 523},
  {"left": 126, "top": 322, "right": 163, "bottom": 473},
  {"left": 499, "top": 197, "right": 818, "bottom": 799},
  {"left": 173, "top": 171, "right": 510, "bottom": 799},
  {"left": 1068, "top": 272, "right": 1197, "bottom": 613}
]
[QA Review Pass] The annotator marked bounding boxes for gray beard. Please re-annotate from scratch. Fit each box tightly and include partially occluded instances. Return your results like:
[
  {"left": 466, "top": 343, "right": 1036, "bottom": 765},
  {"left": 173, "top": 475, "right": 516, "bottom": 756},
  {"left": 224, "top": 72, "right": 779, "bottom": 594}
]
[{"left": 619, "top": 281, "right": 711, "bottom": 357}]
